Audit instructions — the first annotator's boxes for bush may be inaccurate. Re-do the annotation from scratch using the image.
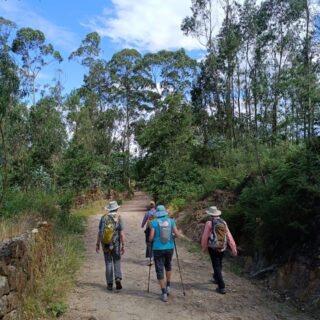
[235,142,320,259]
[168,198,187,213]
[0,189,58,218]
[55,213,86,235]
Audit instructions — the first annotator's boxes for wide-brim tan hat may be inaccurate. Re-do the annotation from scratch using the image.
[206,206,222,217]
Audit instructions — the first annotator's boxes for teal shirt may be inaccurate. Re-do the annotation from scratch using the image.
[150,217,176,250]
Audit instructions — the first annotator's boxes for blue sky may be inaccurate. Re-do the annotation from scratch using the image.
[0,0,209,95]
[3,0,318,98]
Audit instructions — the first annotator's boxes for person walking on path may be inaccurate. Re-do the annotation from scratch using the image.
[149,205,180,302]
[201,206,237,294]
[141,200,157,264]
[96,200,125,291]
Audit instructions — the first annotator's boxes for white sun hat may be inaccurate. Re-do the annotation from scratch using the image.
[104,201,120,214]
[206,206,222,217]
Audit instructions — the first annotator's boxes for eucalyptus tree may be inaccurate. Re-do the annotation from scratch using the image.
[5,103,30,191]
[108,49,153,187]
[136,94,196,202]
[182,1,243,141]
[69,32,101,124]
[28,96,67,172]
[69,32,106,113]
[181,0,218,53]
[142,49,197,103]
[299,0,320,140]
[0,17,19,203]
[69,32,118,164]
[238,0,258,134]
[69,32,101,68]
[12,27,62,106]
[216,1,242,141]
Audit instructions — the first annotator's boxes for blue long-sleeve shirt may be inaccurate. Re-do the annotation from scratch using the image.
[141,208,156,228]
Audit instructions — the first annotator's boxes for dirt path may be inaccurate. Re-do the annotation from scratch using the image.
[62,192,310,320]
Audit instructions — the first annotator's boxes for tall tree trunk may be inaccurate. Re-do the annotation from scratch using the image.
[32,76,36,106]
[245,43,251,134]
[237,63,241,139]
[0,118,7,205]
[305,0,312,141]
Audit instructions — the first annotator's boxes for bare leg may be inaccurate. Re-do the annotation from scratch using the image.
[159,279,165,289]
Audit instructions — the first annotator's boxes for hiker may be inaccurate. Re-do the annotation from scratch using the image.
[96,200,125,291]
[201,206,237,294]
[141,200,157,263]
[149,205,180,302]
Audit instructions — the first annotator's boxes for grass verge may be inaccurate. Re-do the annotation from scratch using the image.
[22,219,85,319]
[22,200,104,319]
[0,214,38,241]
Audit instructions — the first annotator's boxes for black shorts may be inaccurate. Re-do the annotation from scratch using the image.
[144,227,151,242]
[153,249,174,280]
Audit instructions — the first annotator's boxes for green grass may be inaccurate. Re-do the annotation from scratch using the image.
[22,226,85,319]
[22,199,109,319]
[71,199,106,217]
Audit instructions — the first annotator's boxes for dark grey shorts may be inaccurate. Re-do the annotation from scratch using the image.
[153,249,174,280]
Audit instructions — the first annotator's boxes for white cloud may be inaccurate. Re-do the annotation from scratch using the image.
[84,0,204,52]
[0,0,77,52]
[85,0,265,52]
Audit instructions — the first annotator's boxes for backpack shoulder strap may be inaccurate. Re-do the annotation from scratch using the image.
[105,214,116,224]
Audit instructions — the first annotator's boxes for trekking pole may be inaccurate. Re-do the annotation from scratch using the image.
[173,237,186,296]
[147,242,153,293]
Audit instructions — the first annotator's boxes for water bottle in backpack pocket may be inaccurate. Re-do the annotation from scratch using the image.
[158,219,172,244]
[208,218,227,249]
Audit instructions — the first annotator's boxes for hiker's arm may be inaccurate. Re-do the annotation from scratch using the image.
[141,212,148,228]
[96,219,102,253]
[149,227,155,242]
[120,230,125,254]
[226,224,237,256]
[96,232,101,253]
[201,221,211,254]
[172,225,180,237]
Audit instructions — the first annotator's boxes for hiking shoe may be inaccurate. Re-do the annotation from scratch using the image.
[166,286,171,296]
[107,283,113,291]
[161,293,168,302]
[216,287,226,294]
[115,279,122,290]
[210,279,218,284]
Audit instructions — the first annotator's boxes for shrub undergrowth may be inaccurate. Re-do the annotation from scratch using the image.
[145,139,320,263]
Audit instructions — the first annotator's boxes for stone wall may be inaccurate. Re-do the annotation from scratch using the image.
[0,222,53,320]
